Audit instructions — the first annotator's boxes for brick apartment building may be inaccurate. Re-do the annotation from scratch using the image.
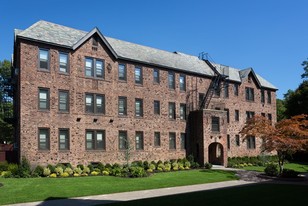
[12,21,277,167]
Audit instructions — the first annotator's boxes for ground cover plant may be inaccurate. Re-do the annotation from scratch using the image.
[0,169,237,205]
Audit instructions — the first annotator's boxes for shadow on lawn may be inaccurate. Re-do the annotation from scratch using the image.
[37,197,121,206]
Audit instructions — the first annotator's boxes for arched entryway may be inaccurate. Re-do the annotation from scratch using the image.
[208,142,224,165]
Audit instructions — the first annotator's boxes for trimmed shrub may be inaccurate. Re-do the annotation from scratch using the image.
[102,170,110,176]
[47,164,56,173]
[157,163,165,171]
[0,161,8,172]
[184,161,191,168]
[204,162,212,169]
[43,167,51,177]
[281,169,299,178]
[1,171,12,178]
[264,164,278,176]
[83,166,90,174]
[8,164,19,176]
[129,166,147,178]
[91,171,100,176]
[60,172,69,177]
[76,164,84,170]
[55,163,66,170]
[164,163,171,171]
[55,166,64,176]
[172,162,179,171]
[143,161,150,170]
[64,167,73,175]
[32,165,44,177]
[149,163,156,170]
[87,164,94,172]
[147,168,153,173]
[97,163,105,171]
[73,167,83,175]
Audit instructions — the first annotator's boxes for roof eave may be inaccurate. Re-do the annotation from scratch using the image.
[16,35,73,49]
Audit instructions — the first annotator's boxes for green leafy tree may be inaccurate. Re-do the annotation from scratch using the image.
[276,99,286,121]
[284,81,308,117]
[0,59,13,143]
[301,58,308,79]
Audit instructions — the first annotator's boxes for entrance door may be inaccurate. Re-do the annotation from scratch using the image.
[208,143,224,165]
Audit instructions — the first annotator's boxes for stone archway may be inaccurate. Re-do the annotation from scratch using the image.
[208,142,224,165]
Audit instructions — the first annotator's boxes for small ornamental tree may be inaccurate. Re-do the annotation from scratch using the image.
[240,114,308,175]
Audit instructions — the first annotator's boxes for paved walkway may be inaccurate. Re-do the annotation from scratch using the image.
[5,167,308,206]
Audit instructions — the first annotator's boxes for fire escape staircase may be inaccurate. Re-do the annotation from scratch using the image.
[199,55,228,110]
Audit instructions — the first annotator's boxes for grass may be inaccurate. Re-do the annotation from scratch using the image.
[0,169,237,205]
[104,183,308,206]
[242,162,308,173]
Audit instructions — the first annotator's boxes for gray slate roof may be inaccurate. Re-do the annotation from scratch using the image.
[16,20,277,90]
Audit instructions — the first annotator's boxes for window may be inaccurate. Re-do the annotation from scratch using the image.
[261,113,266,117]
[119,131,128,150]
[179,74,186,91]
[227,135,230,149]
[211,116,220,132]
[169,132,176,149]
[153,69,160,83]
[118,64,126,81]
[224,82,229,98]
[247,136,256,149]
[180,104,186,120]
[85,58,104,78]
[38,128,50,150]
[168,72,175,89]
[224,108,230,123]
[135,98,143,117]
[135,131,144,150]
[236,135,240,146]
[135,66,142,84]
[59,129,69,150]
[39,49,49,70]
[154,100,160,115]
[168,102,176,119]
[85,94,105,114]
[59,90,69,112]
[154,132,160,147]
[246,111,255,120]
[235,110,239,121]
[267,91,271,104]
[86,130,106,150]
[234,84,239,96]
[245,87,254,101]
[199,93,205,109]
[261,90,265,103]
[268,113,272,121]
[118,96,127,115]
[180,133,186,150]
[59,52,69,73]
[39,88,49,110]
[92,36,98,47]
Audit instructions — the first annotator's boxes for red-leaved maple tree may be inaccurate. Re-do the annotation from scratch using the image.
[240,114,308,174]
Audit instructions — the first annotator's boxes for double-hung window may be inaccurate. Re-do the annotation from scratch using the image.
[153,69,160,83]
[86,130,106,150]
[135,98,143,117]
[168,102,176,119]
[179,74,186,91]
[59,52,69,73]
[211,116,220,132]
[245,87,254,101]
[135,131,144,150]
[169,132,176,149]
[119,131,128,150]
[59,129,69,150]
[180,104,186,120]
[85,93,105,114]
[85,58,104,78]
[118,64,126,81]
[168,72,175,89]
[39,88,49,110]
[154,100,160,115]
[154,132,161,147]
[38,128,50,150]
[39,49,49,70]
[118,96,127,115]
[247,136,256,149]
[135,66,142,84]
[59,90,69,112]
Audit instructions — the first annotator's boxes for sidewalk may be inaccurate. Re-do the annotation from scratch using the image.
[5,180,254,206]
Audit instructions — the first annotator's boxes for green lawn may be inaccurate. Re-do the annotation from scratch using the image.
[243,162,308,173]
[104,183,308,206]
[0,170,237,205]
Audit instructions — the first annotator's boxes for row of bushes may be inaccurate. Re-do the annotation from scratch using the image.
[0,157,213,178]
[227,155,280,168]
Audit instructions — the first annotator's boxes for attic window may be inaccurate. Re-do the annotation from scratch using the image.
[92,36,98,51]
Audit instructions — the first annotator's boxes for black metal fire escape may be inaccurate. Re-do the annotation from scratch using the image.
[198,52,228,110]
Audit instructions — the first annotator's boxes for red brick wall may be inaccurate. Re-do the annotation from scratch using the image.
[16,36,276,167]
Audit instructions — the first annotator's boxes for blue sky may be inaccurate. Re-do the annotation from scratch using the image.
[1,0,307,99]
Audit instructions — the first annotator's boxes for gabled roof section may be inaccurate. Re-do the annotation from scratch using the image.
[240,68,277,90]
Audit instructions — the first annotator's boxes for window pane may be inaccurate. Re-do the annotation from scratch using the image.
[96,95,104,114]
[168,72,175,89]
[39,89,49,110]
[59,53,68,73]
[135,132,143,150]
[135,99,143,117]
[118,97,126,115]
[59,129,69,150]
[86,94,94,113]
[154,132,160,147]
[135,67,142,84]
[180,104,186,120]
[169,133,176,149]
[96,131,105,149]
[212,117,220,132]
[59,91,68,111]
[86,131,94,149]
[39,49,49,70]
[154,100,160,115]
[181,133,186,149]
[119,131,127,150]
[85,58,93,77]
[153,69,159,83]
[169,103,175,119]
[180,75,186,91]
[96,60,104,78]
[118,64,126,80]
[39,129,49,150]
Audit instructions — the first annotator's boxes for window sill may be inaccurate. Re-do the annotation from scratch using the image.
[118,79,127,83]
[84,76,105,80]
[38,109,50,112]
[37,69,50,73]
[38,150,50,152]
[58,111,70,114]
[135,83,143,86]
[59,150,70,152]
[58,72,70,76]
[153,82,160,85]
[118,115,128,118]
[85,150,106,152]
